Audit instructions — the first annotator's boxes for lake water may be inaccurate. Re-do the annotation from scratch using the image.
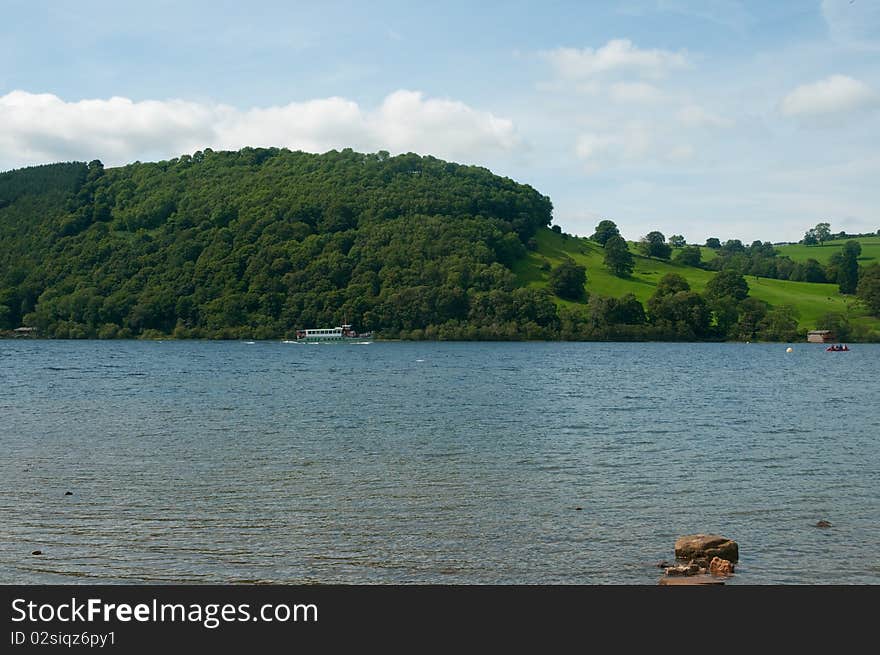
[1,340,878,584]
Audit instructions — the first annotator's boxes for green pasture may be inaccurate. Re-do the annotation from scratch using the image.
[775,236,880,265]
[513,228,880,333]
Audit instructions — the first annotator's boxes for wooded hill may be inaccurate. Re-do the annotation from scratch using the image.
[0,149,555,339]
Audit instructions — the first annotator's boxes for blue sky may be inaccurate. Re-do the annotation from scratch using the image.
[2,0,878,242]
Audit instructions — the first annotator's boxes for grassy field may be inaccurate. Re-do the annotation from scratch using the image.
[513,228,880,334]
[775,236,880,265]
[670,236,880,266]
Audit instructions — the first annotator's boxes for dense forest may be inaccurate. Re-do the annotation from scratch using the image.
[1,148,877,341]
[0,149,557,339]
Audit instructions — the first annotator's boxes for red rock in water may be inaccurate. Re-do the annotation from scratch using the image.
[709,557,735,576]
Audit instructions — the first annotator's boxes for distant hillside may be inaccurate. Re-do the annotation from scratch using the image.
[513,228,880,338]
[776,237,880,266]
[688,236,880,267]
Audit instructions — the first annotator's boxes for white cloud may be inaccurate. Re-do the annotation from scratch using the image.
[780,75,879,117]
[609,82,664,104]
[574,121,697,173]
[543,39,689,80]
[677,104,733,128]
[369,90,519,156]
[213,97,367,154]
[0,91,217,166]
[0,90,519,170]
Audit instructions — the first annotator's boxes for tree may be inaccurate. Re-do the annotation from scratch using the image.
[647,289,710,338]
[845,240,862,258]
[711,298,740,338]
[838,240,861,294]
[639,231,672,259]
[646,274,710,337]
[588,293,646,327]
[702,270,747,338]
[720,239,745,255]
[548,259,587,300]
[856,264,880,316]
[705,270,749,302]
[734,298,768,341]
[802,229,818,246]
[757,305,800,341]
[705,237,721,249]
[674,246,702,267]
[654,273,690,297]
[825,251,842,283]
[591,219,620,246]
[816,312,851,342]
[814,222,831,244]
[668,234,686,248]
[603,235,634,277]
[798,258,827,283]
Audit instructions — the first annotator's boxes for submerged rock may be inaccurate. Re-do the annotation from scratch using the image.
[815,520,832,528]
[65,491,73,496]
[31,550,42,555]
[709,557,735,576]
[674,534,739,563]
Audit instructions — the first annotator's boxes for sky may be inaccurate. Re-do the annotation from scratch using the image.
[1,0,878,243]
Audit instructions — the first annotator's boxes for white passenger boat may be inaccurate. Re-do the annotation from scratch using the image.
[294,324,372,343]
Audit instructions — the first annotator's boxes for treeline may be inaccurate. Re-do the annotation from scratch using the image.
[701,238,863,290]
[398,267,865,342]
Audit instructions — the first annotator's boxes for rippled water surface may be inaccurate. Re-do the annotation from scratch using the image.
[1,340,878,584]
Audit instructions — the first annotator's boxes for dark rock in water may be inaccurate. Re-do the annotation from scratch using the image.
[574,507,583,511]
[674,534,739,563]
[815,520,832,528]
[31,550,42,555]
[65,491,73,496]
[656,561,672,569]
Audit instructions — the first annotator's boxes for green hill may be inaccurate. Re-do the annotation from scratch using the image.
[0,149,557,340]
[513,227,880,336]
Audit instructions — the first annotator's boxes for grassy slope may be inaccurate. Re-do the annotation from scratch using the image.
[513,228,880,333]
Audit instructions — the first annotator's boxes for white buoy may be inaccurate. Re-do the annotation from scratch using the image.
[786,347,793,353]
